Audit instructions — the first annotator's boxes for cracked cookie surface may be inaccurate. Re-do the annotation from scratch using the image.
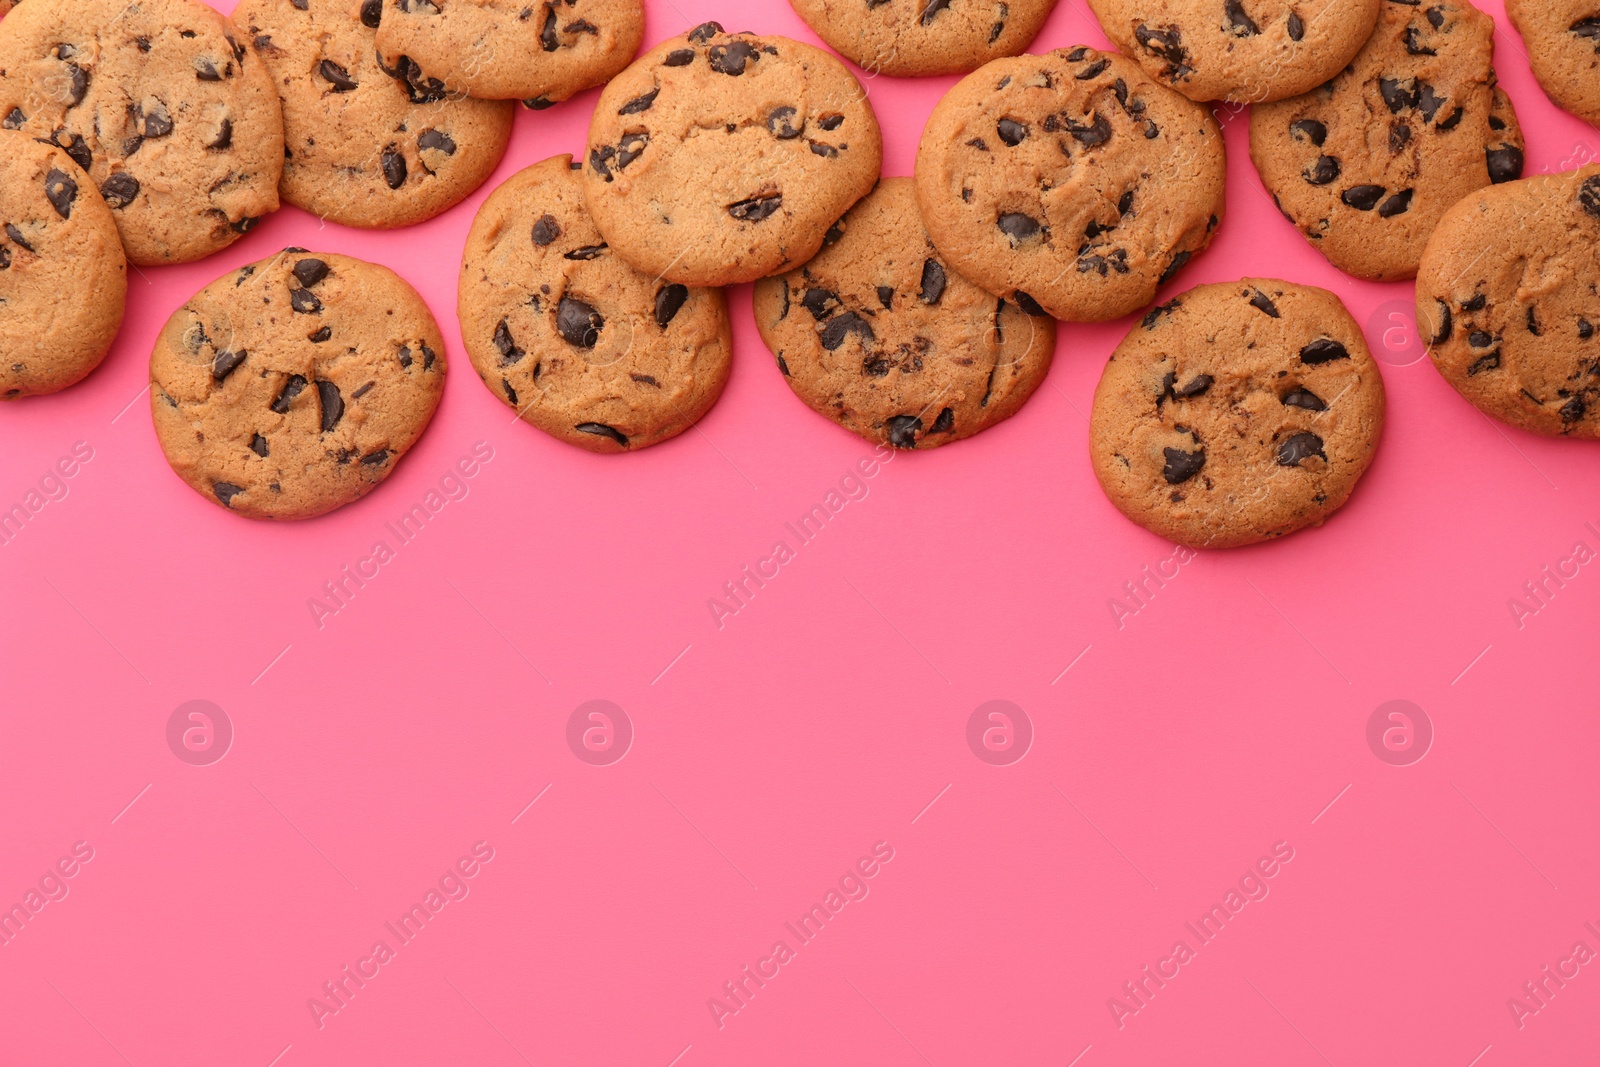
[374,0,641,105]
[581,22,882,287]
[460,155,732,453]
[787,0,1058,77]
[151,250,445,520]
[1250,0,1524,282]
[753,177,1054,449]
[0,131,126,398]
[1090,278,1385,548]
[1418,165,1600,440]
[914,47,1225,323]
[1087,0,1381,103]
[236,0,513,229]
[1506,0,1600,128]
[0,0,283,265]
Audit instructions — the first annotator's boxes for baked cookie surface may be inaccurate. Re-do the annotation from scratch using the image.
[753,177,1054,449]
[581,22,882,288]
[1086,0,1381,103]
[788,0,1058,77]
[914,47,1225,323]
[235,0,513,229]
[1417,166,1600,440]
[0,0,283,265]
[151,251,445,520]
[460,156,732,453]
[1506,0,1600,128]
[1250,0,1523,281]
[0,131,126,399]
[1090,279,1385,548]
[373,0,641,105]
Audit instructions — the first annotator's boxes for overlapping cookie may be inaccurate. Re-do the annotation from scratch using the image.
[1505,0,1600,129]
[788,0,1059,77]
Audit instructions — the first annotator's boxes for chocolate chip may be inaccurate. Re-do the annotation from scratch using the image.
[1134,24,1188,72]
[52,131,92,170]
[808,141,838,158]
[523,96,555,109]
[556,296,603,347]
[877,286,893,309]
[361,0,382,26]
[1468,330,1493,348]
[1225,0,1259,35]
[1581,318,1594,340]
[728,194,781,221]
[576,422,628,447]
[997,212,1042,243]
[688,21,723,42]
[967,137,989,151]
[381,145,406,188]
[4,224,32,253]
[1248,289,1280,317]
[1066,113,1112,145]
[64,64,88,106]
[309,326,331,343]
[1561,397,1588,422]
[1281,387,1325,410]
[1159,250,1191,286]
[1342,185,1386,211]
[564,244,607,260]
[1172,374,1212,399]
[1276,431,1324,466]
[1389,122,1410,153]
[802,289,838,319]
[777,355,790,375]
[1404,26,1437,55]
[212,349,248,381]
[820,312,874,350]
[290,289,322,314]
[1462,293,1487,312]
[250,434,269,457]
[2,108,23,130]
[1142,300,1180,328]
[654,284,687,327]
[818,113,844,131]
[989,8,1008,43]
[1287,10,1304,40]
[502,378,518,405]
[493,320,524,364]
[142,103,174,138]
[270,374,307,413]
[1380,78,1418,113]
[232,216,260,235]
[928,407,954,434]
[1486,145,1523,185]
[531,214,561,246]
[540,6,560,50]
[664,48,695,66]
[997,118,1027,145]
[316,380,344,432]
[1304,155,1340,185]
[1468,351,1501,375]
[361,449,390,465]
[919,259,946,304]
[1290,118,1326,146]
[1076,58,1110,79]
[619,87,659,114]
[708,41,759,75]
[398,345,412,368]
[420,344,437,370]
[1300,338,1348,364]
[195,58,223,81]
[214,482,245,506]
[1378,189,1414,217]
[207,118,233,150]
[43,168,76,218]
[1163,447,1205,484]
[1430,301,1452,344]
[1013,290,1048,317]
[765,106,804,139]
[886,415,921,449]
[293,259,329,287]
[418,129,456,155]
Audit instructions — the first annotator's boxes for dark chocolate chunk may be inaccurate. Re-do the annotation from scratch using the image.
[997,118,1028,145]
[417,129,456,155]
[319,59,357,91]
[214,482,245,506]
[1012,290,1047,317]
[43,168,76,218]
[532,214,560,245]
[293,259,329,287]
[619,87,659,114]
[820,311,874,350]
[381,145,406,188]
[728,194,782,221]
[920,0,951,24]
[919,259,946,304]
[556,296,603,347]
[502,378,518,405]
[1378,189,1414,217]
[493,321,524,364]
[818,113,845,131]
[316,380,344,432]
[688,21,723,42]
[361,0,383,27]
[1276,431,1324,466]
[1248,289,1281,317]
[1290,118,1326,146]
[1468,351,1501,375]
[1066,113,1112,146]
[195,58,223,81]
[1486,145,1523,185]
[1299,338,1348,364]
[361,449,390,465]
[250,434,269,457]
[997,211,1042,243]
[802,289,839,319]
[886,415,922,449]
[663,48,696,66]
[212,349,248,382]
[290,288,323,314]
[1287,10,1304,40]
[766,106,803,139]
[564,244,607,260]
[1342,185,1386,211]
[930,407,955,434]
[1468,330,1493,348]
[1429,301,1452,344]
[1171,373,1212,399]
[1380,77,1418,113]
[1304,155,1341,185]
[1225,0,1260,35]
[1159,250,1191,286]
[1162,447,1205,484]
[1281,387,1326,410]
[708,41,759,75]
[270,374,307,413]
[309,326,331,343]
[877,286,893,309]
[1561,397,1587,422]
[576,422,629,446]
[654,284,688,327]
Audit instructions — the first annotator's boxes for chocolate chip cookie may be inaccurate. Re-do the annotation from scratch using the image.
[753,178,1054,449]
[1506,1,1600,128]
[581,22,882,288]
[1250,0,1524,282]
[0,0,284,265]
[1086,0,1382,103]
[460,156,732,453]
[914,47,1225,323]
[373,0,641,106]
[235,0,513,229]
[0,131,126,398]
[151,251,446,520]
[1090,279,1385,548]
[787,0,1058,77]
[1417,166,1600,439]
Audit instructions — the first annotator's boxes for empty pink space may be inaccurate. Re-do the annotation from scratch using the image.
[1,0,1597,1064]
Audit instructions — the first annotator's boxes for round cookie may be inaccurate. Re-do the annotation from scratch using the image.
[1417,166,1600,440]
[787,0,1058,77]
[460,156,732,453]
[0,0,284,265]
[151,251,445,520]
[373,0,641,106]
[1249,0,1524,282]
[1090,279,1385,548]
[752,178,1055,449]
[234,0,513,229]
[914,47,1226,323]
[581,22,882,288]
[0,131,126,399]
[1086,0,1382,104]
[1506,1,1600,128]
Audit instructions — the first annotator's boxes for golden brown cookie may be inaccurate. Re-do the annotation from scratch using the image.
[1505,1,1600,128]
[0,131,126,399]
[787,0,1059,77]
[0,0,284,265]
[914,47,1225,323]
[235,0,513,229]
[581,22,882,287]
[753,177,1054,449]
[460,156,732,453]
[1417,165,1600,439]
[151,251,445,520]
[1090,279,1385,548]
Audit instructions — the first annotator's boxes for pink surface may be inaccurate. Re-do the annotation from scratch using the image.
[3,1,1599,1063]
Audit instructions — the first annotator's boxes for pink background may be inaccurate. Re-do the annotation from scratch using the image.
[3,0,1598,1063]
